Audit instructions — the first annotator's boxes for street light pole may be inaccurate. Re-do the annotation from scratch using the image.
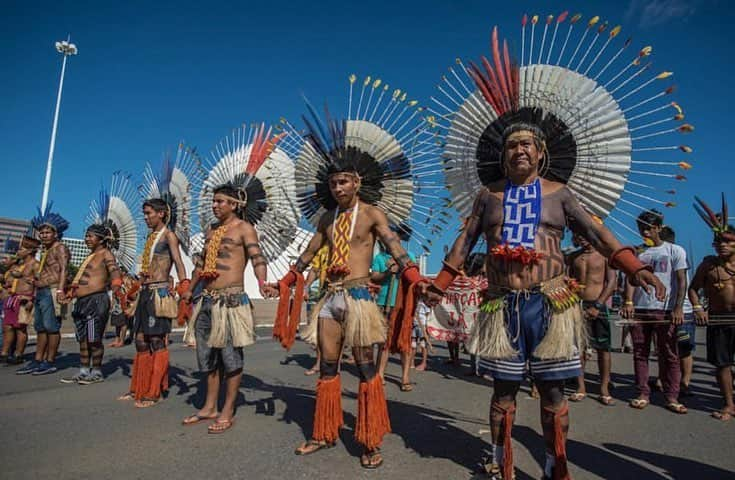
[40,37,78,213]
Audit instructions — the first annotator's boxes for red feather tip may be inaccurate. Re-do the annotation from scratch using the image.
[557,11,569,23]
[522,14,528,26]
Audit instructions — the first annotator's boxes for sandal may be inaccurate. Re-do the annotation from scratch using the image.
[304,368,319,376]
[117,392,135,401]
[629,398,649,410]
[400,383,414,392]
[294,439,336,455]
[360,449,383,469]
[135,398,161,408]
[711,410,734,421]
[182,413,218,426]
[665,402,688,414]
[598,395,616,406]
[208,418,235,434]
[569,392,586,402]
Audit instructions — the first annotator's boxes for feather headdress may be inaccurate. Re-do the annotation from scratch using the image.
[86,172,140,272]
[31,201,69,239]
[694,194,735,242]
[198,122,299,264]
[434,12,694,241]
[277,75,449,254]
[141,143,203,255]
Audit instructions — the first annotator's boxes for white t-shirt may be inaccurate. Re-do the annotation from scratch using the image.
[633,241,692,312]
[415,301,431,327]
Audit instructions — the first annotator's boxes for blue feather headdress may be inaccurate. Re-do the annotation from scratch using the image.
[31,201,69,239]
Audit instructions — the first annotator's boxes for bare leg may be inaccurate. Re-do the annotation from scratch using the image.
[715,366,735,416]
[377,343,390,379]
[196,369,221,417]
[218,368,243,422]
[571,355,587,400]
[416,346,427,370]
[34,332,48,362]
[400,351,412,387]
[680,355,693,391]
[46,332,61,362]
[598,350,612,399]
[15,327,28,358]
[2,326,15,356]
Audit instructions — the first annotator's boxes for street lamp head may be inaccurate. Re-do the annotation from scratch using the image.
[55,40,78,56]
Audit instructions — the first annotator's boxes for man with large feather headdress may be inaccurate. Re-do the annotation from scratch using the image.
[119,149,191,408]
[16,202,70,377]
[688,194,735,422]
[422,14,688,479]
[270,78,444,468]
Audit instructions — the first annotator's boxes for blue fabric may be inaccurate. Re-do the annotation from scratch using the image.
[501,179,541,249]
[34,287,61,333]
[371,251,417,307]
[484,291,582,381]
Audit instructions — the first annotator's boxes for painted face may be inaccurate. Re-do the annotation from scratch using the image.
[143,205,166,229]
[328,173,360,205]
[503,131,543,177]
[212,193,236,221]
[38,226,57,246]
[84,231,102,250]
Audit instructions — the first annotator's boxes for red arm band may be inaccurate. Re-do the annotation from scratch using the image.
[400,263,422,284]
[432,261,461,292]
[609,247,652,283]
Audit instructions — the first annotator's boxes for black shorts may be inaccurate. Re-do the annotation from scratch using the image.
[195,296,244,374]
[134,287,172,337]
[707,325,735,367]
[583,301,612,352]
[72,291,110,343]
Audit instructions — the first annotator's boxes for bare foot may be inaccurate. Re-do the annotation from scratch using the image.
[415,363,427,371]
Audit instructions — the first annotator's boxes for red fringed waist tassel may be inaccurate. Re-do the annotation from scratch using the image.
[273,270,304,350]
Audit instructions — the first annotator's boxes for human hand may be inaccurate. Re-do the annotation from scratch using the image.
[620,303,635,319]
[584,305,600,319]
[671,306,684,326]
[261,284,279,298]
[180,290,193,304]
[694,309,708,326]
[632,271,666,301]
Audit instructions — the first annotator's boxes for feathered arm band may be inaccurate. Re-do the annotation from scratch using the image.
[609,247,652,286]
[176,279,191,327]
[388,262,426,354]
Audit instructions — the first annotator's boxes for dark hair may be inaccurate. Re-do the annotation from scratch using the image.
[636,209,664,229]
[143,198,170,226]
[213,184,246,219]
[500,122,548,173]
[659,225,676,243]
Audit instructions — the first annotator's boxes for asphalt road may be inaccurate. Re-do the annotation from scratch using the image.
[1,328,733,480]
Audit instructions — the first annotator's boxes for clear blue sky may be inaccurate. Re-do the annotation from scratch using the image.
[1,0,731,271]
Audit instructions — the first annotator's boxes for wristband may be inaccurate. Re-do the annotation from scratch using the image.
[609,247,651,278]
[432,261,462,292]
[624,301,634,306]
[400,263,422,284]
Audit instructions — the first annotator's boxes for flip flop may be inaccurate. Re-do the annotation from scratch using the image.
[665,402,688,414]
[360,449,383,469]
[569,392,586,402]
[182,413,218,426]
[304,368,318,376]
[135,398,161,408]
[208,418,235,434]
[117,392,135,401]
[629,398,649,409]
[711,410,734,421]
[599,395,616,406]
[294,439,336,455]
[400,383,414,392]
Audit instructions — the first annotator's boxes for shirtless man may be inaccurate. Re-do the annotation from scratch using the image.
[18,210,70,376]
[1,236,39,364]
[689,195,735,421]
[118,198,188,407]
[566,233,617,405]
[424,123,664,480]
[181,185,268,434]
[273,167,419,469]
[61,224,122,384]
